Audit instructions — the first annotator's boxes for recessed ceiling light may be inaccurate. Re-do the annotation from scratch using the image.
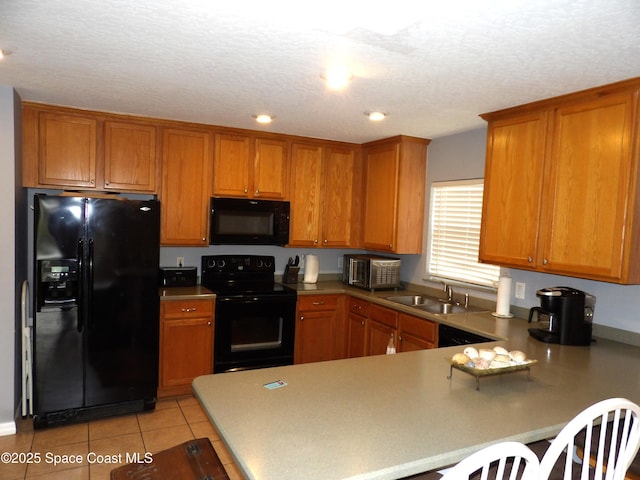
[366,111,387,121]
[255,114,273,124]
[321,67,353,90]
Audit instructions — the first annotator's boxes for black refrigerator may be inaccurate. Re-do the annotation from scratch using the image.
[33,194,160,428]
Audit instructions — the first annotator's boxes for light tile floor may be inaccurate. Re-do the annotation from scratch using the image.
[0,396,245,480]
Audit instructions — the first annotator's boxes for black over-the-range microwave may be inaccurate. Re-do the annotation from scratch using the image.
[209,197,290,246]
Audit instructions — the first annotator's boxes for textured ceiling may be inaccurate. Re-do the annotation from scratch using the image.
[1,0,639,143]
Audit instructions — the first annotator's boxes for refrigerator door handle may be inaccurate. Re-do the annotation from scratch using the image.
[88,238,94,329]
[78,239,84,333]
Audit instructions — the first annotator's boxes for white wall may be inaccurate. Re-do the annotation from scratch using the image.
[402,126,640,340]
[0,85,24,435]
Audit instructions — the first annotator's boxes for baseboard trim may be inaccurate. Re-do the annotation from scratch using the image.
[0,420,17,436]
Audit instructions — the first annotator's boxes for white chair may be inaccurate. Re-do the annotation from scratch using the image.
[539,398,640,480]
[439,441,540,480]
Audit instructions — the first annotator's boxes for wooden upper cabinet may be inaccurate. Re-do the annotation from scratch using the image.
[22,103,160,193]
[160,127,212,246]
[212,134,289,199]
[289,143,324,247]
[323,146,359,248]
[212,133,251,197]
[480,78,640,283]
[362,136,429,254]
[479,111,548,268]
[254,138,289,199]
[37,111,98,188]
[540,93,635,280]
[288,142,360,248]
[103,121,158,192]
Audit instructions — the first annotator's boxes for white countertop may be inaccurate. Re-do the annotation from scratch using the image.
[193,308,640,480]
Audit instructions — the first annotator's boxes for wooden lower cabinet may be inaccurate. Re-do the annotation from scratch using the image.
[367,304,398,356]
[295,295,345,364]
[346,298,437,358]
[398,313,437,352]
[159,299,215,397]
[347,297,369,358]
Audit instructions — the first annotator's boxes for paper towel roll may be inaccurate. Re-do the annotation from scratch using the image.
[495,275,512,317]
[303,255,319,284]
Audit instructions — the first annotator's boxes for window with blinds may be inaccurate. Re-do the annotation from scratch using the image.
[427,179,500,288]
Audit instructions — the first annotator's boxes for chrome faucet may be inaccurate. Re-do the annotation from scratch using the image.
[443,283,454,303]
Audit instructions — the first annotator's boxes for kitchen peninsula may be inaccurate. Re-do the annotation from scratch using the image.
[193,299,640,480]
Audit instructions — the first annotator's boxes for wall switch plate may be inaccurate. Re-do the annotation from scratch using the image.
[515,282,526,299]
[177,257,184,267]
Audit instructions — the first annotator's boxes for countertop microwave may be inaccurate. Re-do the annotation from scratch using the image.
[209,197,290,246]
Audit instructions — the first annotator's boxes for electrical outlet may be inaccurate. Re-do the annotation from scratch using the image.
[515,282,526,299]
[177,257,184,268]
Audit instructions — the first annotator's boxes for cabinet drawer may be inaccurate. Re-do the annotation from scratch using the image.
[399,313,436,342]
[348,297,369,317]
[298,295,338,311]
[162,299,214,318]
[369,304,398,329]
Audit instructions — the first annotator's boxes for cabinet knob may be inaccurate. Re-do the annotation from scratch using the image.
[543,258,548,265]
[361,320,365,326]
[244,188,248,193]
[90,179,95,184]
[207,321,211,326]
[527,256,533,263]
[181,307,197,312]
[314,239,318,244]
[300,316,304,321]
[312,301,325,306]
[202,237,206,242]
[255,190,260,195]
[323,239,328,244]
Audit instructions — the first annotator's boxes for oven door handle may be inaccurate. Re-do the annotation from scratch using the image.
[217,296,261,304]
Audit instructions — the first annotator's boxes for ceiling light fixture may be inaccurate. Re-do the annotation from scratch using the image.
[255,114,273,124]
[321,67,353,90]
[366,111,387,121]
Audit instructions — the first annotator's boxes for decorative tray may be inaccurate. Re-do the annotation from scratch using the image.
[446,359,538,390]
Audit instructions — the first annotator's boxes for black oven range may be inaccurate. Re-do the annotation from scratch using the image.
[201,255,297,373]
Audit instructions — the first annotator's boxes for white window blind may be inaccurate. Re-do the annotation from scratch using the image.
[428,179,500,288]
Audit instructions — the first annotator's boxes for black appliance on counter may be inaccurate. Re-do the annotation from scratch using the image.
[438,324,493,348]
[201,255,297,372]
[528,287,595,346]
[33,194,160,428]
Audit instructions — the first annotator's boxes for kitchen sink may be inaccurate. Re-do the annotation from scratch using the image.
[384,294,438,307]
[415,303,472,315]
[385,294,484,315]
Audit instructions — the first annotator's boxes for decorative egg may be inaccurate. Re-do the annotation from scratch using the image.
[493,346,509,356]
[463,347,479,359]
[473,358,490,369]
[479,349,496,361]
[509,350,527,363]
[452,353,471,365]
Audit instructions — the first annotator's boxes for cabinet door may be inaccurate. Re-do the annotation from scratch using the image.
[254,138,289,199]
[160,317,213,389]
[367,320,396,356]
[362,142,399,252]
[160,128,212,245]
[104,121,158,192]
[289,143,323,247]
[295,309,337,364]
[213,133,251,197]
[323,147,357,247]
[540,93,635,281]
[347,313,367,358]
[479,112,548,268]
[398,313,436,352]
[38,112,97,188]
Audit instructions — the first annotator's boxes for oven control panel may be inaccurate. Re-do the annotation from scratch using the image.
[202,255,275,274]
